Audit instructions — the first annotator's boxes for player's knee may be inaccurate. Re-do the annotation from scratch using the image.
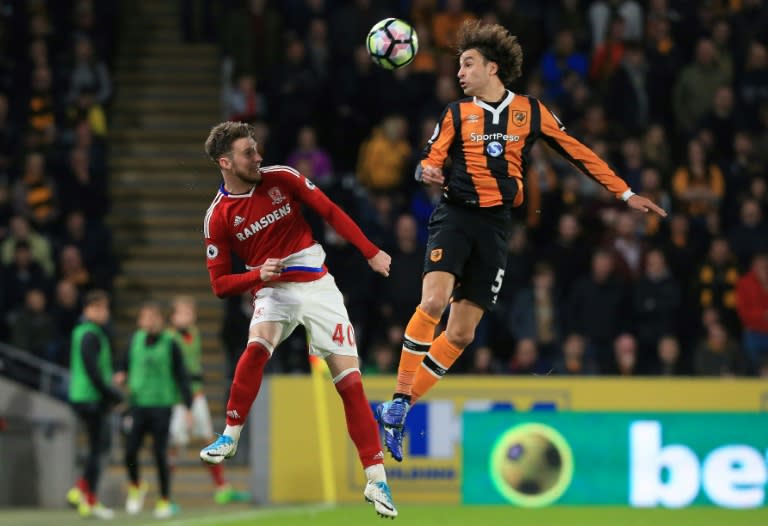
[445,326,475,350]
[419,294,449,319]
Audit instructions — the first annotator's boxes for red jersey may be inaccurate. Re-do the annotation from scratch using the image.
[203,165,379,298]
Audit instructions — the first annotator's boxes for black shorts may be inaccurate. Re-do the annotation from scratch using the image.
[424,202,512,311]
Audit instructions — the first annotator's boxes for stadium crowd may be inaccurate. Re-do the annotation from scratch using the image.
[0,0,119,373]
[212,0,768,378]
[2,0,768,385]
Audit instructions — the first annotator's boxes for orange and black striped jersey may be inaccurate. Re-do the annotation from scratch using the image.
[419,90,630,208]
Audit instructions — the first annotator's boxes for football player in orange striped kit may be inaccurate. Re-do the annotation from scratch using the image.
[377,20,667,462]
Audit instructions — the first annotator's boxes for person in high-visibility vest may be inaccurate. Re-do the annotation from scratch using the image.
[66,289,123,520]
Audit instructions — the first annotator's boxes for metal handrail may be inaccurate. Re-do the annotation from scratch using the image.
[0,341,69,397]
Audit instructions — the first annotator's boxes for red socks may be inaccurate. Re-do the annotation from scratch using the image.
[334,370,384,468]
[226,341,270,426]
[208,464,226,487]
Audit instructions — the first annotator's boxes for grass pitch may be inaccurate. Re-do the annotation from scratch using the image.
[3,504,767,526]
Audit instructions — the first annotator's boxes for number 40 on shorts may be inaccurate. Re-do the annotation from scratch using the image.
[332,323,356,346]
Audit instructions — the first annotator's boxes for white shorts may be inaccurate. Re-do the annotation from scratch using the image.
[169,394,214,447]
[250,273,358,358]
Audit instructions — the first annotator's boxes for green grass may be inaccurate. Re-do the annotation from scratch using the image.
[3,504,768,526]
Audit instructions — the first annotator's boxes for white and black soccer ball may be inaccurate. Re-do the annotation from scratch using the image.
[366,18,419,70]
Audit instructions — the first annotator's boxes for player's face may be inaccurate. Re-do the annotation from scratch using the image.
[458,49,494,96]
[171,303,196,328]
[228,137,263,184]
[138,307,164,334]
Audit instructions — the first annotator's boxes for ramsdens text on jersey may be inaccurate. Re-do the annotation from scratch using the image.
[235,204,292,241]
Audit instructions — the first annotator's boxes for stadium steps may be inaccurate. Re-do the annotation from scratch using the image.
[104,0,241,507]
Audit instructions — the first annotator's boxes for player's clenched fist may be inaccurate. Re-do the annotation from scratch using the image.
[368,250,391,277]
[260,258,285,281]
[421,165,445,186]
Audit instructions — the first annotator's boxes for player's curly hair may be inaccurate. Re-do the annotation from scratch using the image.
[204,121,258,162]
[456,20,523,87]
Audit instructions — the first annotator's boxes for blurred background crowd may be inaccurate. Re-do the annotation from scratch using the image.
[0,0,119,373]
[1,0,768,386]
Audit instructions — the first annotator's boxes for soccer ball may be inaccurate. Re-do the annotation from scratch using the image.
[366,18,419,70]
[499,431,563,495]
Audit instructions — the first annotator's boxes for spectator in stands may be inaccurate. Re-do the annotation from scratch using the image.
[728,198,768,271]
[638,166,670,237]
[588,1,643,47]
[13,152,59,232]
[611,333,640,376]
[0,92,17,175]
[552,333,597,375]
[735,251,768,369]
[286,126,333,187]
[1,240,49,314]
[672,138,725,224]
[61,148,109,219]
[653,335,685,376]
[431,0,474,51]
[693,237,741,336]
[509,262,562,360]
[225,74,266,123]
[539,29,588,101]
[467,345,503,375]
[694,321,746,376]
[659,213,702,306]
[568,249,629,371]
[508,338,548,375]
[10,288,55,361]
[673,38,731,135]
[65,87,107,138]
[58,210,116,289]
[632,248,681,368]
[356,115,411,193]
[0,180,12,238]
[67,35,111,105]
[604,211,645,280]
[641,123,671,174]
[57,244,93,293]
[0,215,54,276]
[377,213,424,331]
[25,66,56,151]
[699,85,738,163]
[50,279,81,365]
[542,213,591,300]
[589,15,626,89]
[363,340,398,375]
[735,40,768,130]
[723,132,762,227]
[605,40,649,135]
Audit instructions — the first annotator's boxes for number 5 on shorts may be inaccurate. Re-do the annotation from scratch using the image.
[491,268,505,294]
[332,323,356,346]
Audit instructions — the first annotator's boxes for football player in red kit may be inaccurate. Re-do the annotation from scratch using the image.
[199,122,397,518]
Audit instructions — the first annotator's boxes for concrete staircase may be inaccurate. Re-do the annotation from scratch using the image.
[102,0,251,507]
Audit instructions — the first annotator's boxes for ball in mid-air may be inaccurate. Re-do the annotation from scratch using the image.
[366,18,419,70]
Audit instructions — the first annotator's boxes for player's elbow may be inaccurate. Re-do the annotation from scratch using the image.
[210,279,229,299]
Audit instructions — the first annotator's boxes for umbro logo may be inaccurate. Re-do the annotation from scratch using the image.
[466,114,480,122]
[233,216,245,227]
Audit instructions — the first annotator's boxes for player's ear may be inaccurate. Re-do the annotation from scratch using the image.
[487,60,498,76]
[217,156,231,170]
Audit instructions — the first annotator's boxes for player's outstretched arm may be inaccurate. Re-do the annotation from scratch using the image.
[626,194,668,217]
[368,250,391,277]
